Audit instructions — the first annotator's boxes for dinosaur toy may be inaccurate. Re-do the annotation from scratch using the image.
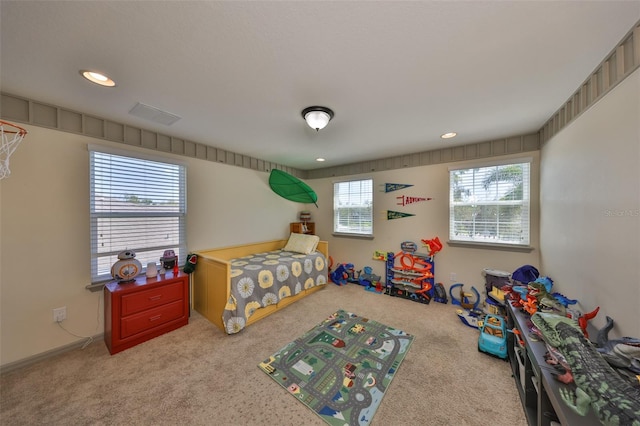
[528,280,552,302]
[330,263,352,286]
[522,294,538,316]
[531,312,640,426]
[544,343,574,384]
[596,316,640,374]
[551,292,578,308]
[577,307,600,339]
[538,296,566,315]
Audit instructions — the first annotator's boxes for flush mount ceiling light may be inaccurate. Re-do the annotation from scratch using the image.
[441,132,457,139]
[302,106,334,131]
[79,70,116,87]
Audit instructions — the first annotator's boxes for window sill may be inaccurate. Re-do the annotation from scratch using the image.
[332,232,374,240]
[85,281,109,292]
[447,240,534,253]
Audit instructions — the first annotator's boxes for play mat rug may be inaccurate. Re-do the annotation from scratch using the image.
[258,309,414,426]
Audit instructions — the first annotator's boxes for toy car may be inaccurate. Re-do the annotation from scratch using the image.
[478,314,508,359]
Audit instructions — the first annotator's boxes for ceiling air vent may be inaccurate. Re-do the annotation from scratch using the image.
[129,102,181,126]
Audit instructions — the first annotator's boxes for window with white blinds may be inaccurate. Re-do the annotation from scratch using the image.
[333,178,373,236]
[450,160,530,246]
[90,148,186,282]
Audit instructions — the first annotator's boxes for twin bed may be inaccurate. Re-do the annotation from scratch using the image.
[193,234,329,334]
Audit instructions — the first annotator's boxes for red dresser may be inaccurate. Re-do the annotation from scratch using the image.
[104,272,189,355]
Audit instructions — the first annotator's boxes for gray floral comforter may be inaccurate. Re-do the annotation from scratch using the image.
[223,249,327,334]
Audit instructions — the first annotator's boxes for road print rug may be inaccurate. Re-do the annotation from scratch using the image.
[258,309,414,425]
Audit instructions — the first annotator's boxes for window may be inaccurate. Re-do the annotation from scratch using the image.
[90,148,186,282]
[450,159,530,246]
[333,178,373,236]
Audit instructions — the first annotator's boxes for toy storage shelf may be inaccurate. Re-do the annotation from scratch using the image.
[385,252,433,304]
[506,302,600,426]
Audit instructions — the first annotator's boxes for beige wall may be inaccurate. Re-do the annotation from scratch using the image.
[0,127,300,366]
[309,153,541,296]
[540,68,640,339]
[4,63,636,367]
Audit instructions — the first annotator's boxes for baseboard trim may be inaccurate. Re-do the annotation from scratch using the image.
[0,333,104,375]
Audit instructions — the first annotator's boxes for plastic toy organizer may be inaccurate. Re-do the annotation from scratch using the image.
[385,251,434,304]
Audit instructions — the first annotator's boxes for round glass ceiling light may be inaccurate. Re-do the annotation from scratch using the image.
[316,157,326,162]
[80,70,116,87]
[302,106,334,131]
[441,132,457,139]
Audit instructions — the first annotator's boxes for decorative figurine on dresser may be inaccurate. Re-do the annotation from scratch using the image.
[110,250,142,283]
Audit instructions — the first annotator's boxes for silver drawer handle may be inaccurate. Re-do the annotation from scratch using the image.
[149,315,162,322]
[149,295,162,301]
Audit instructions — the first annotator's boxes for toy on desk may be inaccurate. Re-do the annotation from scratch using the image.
[551,292,578,308]
[511,264,539,285]
[596,316,640,374]
[522,294,539,316]
[449,283,480,311]
[531,312,640,423]
[575,306,600,339]
[111,250,142,283]
[544,343,574,384]
[533,276,554,293]
[160,249,178,270]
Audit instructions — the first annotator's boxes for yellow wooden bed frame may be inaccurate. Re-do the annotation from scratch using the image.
[193,239,329,333]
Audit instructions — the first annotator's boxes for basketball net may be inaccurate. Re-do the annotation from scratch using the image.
[0,120,27,180]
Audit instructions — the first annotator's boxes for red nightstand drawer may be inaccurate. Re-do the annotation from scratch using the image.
[121,282,183,316]
[104,272,189,354]
[120,300,185,339]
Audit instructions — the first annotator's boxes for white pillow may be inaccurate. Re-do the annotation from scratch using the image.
[283,233,320,255]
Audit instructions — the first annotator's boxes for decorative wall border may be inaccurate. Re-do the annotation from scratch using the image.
[539,21,640,144]
[0,92,303,178]
[306,134,539,179]
[0,91,538,180]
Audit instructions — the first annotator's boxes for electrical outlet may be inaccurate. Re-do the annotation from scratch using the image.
[53,307,67,322]
[450,272,457,282]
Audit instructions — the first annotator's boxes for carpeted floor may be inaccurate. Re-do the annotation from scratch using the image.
[0,282,527,426]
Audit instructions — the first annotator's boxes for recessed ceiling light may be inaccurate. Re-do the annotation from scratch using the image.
[80,70,116,87]
[316,158,326,162]
[441,132,457,139]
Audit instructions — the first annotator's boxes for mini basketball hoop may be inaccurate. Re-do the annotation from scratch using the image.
[0,120,27,179]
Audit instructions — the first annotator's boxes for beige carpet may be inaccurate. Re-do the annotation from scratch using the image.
[0,283,526,426]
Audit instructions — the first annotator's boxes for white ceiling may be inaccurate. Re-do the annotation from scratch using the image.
[2,1,639,170]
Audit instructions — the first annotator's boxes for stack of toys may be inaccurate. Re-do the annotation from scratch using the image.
[332,237,448,304]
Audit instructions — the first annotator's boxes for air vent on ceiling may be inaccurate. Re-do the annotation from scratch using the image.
[129,102,181,126]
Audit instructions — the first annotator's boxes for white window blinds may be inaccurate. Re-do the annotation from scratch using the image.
[90,149,186,282]
[333,179,373,236]
[450,160,530,246]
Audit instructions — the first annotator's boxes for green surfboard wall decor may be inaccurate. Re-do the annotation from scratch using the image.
[269,169,318,207]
